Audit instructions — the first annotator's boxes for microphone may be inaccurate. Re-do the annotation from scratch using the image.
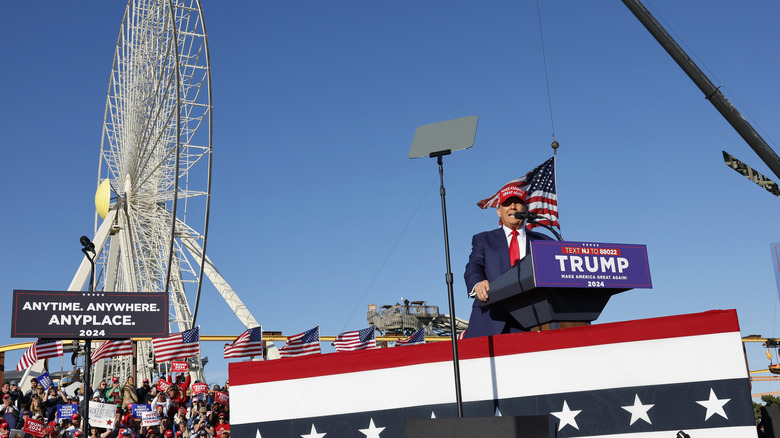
[513,211,540,221]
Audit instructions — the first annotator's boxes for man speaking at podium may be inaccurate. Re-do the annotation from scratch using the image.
[464,186,552,338]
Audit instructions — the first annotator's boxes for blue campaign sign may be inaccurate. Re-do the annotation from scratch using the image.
[57,404,78,421]
[37,372,53,391]
[132,404,152,418]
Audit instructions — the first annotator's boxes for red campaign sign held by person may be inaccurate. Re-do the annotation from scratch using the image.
[192,383,208,395]
[171,361,189,373]
[214,391,229,405]
[24,418,46,437]
[157,378,170,393]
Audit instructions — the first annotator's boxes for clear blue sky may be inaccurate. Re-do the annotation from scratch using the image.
[1,1,779,397]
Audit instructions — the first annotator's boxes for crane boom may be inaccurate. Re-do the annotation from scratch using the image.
[622,0,780,182]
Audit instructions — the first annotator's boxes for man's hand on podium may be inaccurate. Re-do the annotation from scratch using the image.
[474,280,490,302]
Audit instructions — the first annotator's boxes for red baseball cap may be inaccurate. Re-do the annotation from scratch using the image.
[497,186,526,205]
[165,430,174,437]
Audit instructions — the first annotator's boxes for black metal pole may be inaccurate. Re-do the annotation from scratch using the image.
[83,341,91,434]
[528,220,563,241]
[622,0,780,182]
[80,236,96,434]
[432,151,464,417]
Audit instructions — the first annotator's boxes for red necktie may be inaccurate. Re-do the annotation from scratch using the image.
[509,230,520,266]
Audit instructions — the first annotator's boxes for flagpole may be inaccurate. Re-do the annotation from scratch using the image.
[552,155,559,233]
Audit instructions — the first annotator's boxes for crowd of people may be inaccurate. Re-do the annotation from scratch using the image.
[0,375,230,438]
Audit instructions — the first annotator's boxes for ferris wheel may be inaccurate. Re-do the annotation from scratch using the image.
[67,0,258,382]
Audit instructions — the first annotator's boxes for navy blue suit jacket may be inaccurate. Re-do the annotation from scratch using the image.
[463,227,553,338]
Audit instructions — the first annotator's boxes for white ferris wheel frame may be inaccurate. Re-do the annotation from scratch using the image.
[64,0,258,383]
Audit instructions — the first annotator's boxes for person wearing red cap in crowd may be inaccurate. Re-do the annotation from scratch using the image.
[62,412,82,438]
[214,413,229,435]
[164,385,186,419]
[0,421,8,435]
[172,406,188,432]
[151,392,171,420]
[464,185,553,338]
[1,394,17,430]
[164,430,173,437]
[107,377,124,408]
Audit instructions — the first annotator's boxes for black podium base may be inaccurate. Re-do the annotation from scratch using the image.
[405,416,550,438]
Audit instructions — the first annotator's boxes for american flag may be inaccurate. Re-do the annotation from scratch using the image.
[16,339,63,371]
[279,326,320,358]
[334,327,378,352]
[224,327,264,359]
[477,156,559,231]
[153,327,200,363]
[91,340,133,362]
[395,328,426,346]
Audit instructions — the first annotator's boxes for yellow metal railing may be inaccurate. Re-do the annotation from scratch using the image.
[0,335,455,353]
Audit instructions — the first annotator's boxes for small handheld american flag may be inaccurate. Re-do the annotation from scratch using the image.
[334,327,378,352]
[224,327,264,359]
[395,328,426,346]
[279,326,321,357]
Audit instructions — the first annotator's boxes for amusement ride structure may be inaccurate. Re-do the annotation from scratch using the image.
[61,0,258,385]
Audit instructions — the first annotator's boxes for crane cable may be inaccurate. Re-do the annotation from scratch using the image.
[535,0,559,154]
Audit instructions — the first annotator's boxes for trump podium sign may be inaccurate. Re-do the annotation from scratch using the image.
[531,240,652,289]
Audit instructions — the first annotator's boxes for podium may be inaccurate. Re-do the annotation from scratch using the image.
[479,241,652,330]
